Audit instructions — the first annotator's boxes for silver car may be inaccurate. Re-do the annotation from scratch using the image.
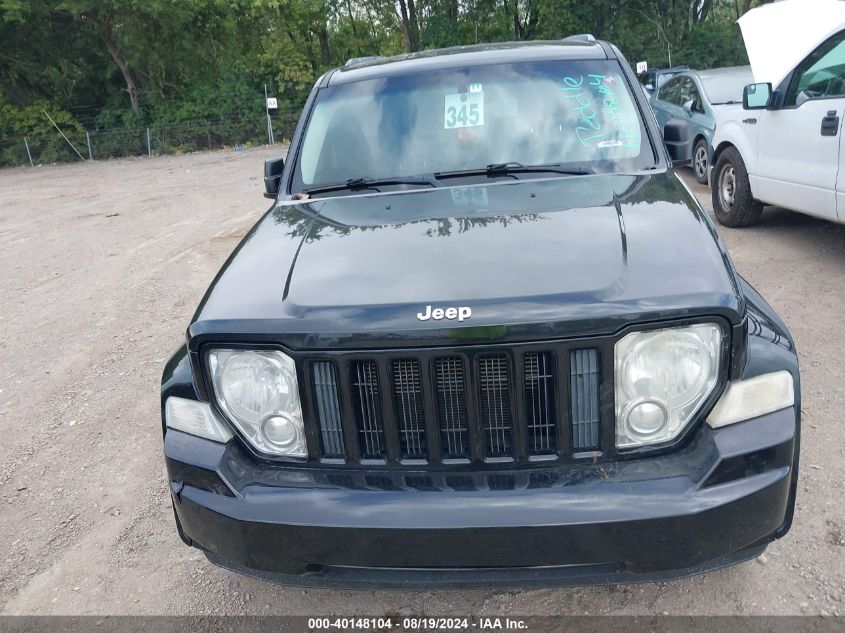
[650,66,753,183]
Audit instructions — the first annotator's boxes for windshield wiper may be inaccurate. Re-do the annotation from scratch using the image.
[434,162,592,179]
[301,175,439,196]
[299,164,589,196]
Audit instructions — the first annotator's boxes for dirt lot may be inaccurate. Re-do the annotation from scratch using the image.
[1,147,844,616]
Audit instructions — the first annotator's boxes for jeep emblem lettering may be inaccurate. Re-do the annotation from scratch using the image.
[417,305,471,322]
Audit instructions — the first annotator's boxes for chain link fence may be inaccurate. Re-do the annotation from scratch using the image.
[0,109,300,168]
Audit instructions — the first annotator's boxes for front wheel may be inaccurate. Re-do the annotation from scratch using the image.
[692,139,709,184]
[711,147,763,227]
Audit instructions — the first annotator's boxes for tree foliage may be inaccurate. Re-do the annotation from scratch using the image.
[0,0,770,157]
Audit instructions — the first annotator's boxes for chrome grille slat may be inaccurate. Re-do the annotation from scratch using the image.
[524,352,556,454]
[434,357,470,458]
[478,354,512,458]
[392,360,426,459]
[570,349,600,451]
[351,360,385,458]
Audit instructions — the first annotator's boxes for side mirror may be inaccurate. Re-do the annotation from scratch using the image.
[663,119,691,165]
[743,83,772,110]
[682,99,695,116]
[263,157,285,199]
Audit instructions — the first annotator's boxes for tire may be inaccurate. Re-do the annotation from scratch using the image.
[711,146,763,227]
[692,138,709,184]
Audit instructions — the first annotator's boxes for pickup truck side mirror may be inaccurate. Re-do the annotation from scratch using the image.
[743,83,772,110]
[263,157,285,199]
[663,119,691,165]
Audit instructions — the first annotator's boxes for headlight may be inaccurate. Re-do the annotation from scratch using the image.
[615,323,722,448]
[208,349,306,458]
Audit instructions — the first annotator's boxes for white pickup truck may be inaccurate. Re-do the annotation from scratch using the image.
[710,0,845,226]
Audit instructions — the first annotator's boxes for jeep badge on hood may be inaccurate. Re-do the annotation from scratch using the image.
[417,305,472,322]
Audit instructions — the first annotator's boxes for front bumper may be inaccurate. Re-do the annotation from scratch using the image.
[165,407,797,588]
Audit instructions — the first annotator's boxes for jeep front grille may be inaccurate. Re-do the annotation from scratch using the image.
[350,360,385,459]
[478,354,513,458]
[434,357,470,459]
[306,343,607,467]
[570,349,601,451]
[524,352,556,455]
[391,359,426,459]
[312,361,345,458]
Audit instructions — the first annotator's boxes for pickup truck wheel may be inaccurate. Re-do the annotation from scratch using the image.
[711,147,763,227]
[692,139,709,184]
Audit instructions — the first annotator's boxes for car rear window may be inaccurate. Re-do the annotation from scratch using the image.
[292,59,655,191]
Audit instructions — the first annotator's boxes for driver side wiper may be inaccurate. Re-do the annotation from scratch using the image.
[301,175,439,196]
[435,162,592,179]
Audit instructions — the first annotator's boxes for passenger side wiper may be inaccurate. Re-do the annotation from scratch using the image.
[435,162,592,179]
[301,175,439,196]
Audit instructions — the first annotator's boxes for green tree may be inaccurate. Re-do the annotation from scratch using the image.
[0,0,772,167]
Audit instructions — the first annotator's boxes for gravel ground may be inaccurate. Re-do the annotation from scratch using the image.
[1,148,843,616]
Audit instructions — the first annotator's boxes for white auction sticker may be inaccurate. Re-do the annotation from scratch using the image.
[444,91,484,129]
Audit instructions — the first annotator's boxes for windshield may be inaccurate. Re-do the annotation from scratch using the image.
[292,60,655,193]
[701,70,754,104]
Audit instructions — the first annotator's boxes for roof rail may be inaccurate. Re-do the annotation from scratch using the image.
[344,56,386,68]
[562,33,596,43]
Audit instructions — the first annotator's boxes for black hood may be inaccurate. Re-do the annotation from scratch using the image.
[189,171,743,350]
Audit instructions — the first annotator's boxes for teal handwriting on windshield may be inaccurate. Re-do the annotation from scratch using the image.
[561,74,638,149]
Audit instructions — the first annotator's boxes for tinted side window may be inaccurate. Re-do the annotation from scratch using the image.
[687,79,703,110]
[787,30,845,106]
[674,77,698,106]
[658,77,682,104]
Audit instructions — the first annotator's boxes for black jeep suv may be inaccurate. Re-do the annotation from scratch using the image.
[161,39,800,588]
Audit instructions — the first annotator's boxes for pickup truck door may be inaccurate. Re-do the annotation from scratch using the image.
[754,32,845,223]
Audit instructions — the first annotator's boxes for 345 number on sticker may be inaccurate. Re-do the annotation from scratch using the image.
[444,92,484,129]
